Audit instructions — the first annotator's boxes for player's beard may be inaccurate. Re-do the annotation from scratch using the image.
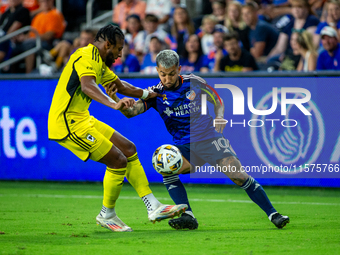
[105,52,114,67]
[164,79,178,90]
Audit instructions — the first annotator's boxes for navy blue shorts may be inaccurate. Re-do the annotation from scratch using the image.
[176,135,237,169]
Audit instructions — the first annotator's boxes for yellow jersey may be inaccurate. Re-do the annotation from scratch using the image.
[48,44,117,140]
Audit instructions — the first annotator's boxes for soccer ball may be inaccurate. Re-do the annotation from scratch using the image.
[152,144,183,175]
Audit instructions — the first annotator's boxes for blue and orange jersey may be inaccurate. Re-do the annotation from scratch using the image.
[142,74,221,145]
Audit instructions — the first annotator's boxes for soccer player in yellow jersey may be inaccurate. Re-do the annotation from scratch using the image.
[48,24,187,232]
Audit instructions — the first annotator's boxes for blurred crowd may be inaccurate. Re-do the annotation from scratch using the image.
[1,0,340,74]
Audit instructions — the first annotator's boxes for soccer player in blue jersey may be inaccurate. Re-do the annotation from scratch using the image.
[108,49,290,230]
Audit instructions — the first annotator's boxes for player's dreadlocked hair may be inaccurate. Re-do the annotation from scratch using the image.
[94,24,124,46]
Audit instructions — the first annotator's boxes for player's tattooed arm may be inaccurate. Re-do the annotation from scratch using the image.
[106,87,145,118]
[119,99,145,118]
[107,78,162,100]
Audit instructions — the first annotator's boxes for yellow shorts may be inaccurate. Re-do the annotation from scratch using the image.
[57,116,114,162]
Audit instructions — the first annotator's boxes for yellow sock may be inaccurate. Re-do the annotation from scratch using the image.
[103,167,126,208]
[49,48,58,57]
[125,153,152,198]
[55,56,63,69]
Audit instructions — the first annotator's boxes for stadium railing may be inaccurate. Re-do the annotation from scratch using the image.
[55,0,62,13]
[86,0,117,28]
[0,26,42,70]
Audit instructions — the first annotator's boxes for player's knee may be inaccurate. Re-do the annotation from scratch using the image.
[125,141,137,157]
[108,152,127,169]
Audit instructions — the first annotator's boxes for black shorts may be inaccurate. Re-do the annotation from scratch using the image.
[176,135,237,168]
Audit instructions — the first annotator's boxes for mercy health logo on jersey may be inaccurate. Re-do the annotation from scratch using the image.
[0,106,39,159]
[163,101,200,117]
[162,90,201,117]
[249,89,325,174]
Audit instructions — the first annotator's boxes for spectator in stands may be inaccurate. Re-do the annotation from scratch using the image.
[111,41,140,73]
[44,29,96,71]
[196,14,228,55]
[225,1,250,51]
[309,0,325,17]
[258,0,291,22]
[112,0,146,30]
[242,1,279,61]
[124,14,144,55]
[0,0,41,16]
[24,0,41,17]
[215,31,258,72]
[314,0,340,48]
[290,30,317,71]
[0,0,30,63]
[200,29,227,72]
[135,14,174,59]
[166,0,181,29]
[260,0,322,24]
[0,0,9,14]
[11,0,66,73]
[267,0,319,69]
[170,0,181,14]
[141,35,163,74]
[180,34,206,73]
[169,5,195,57]
[317,26,340,69]
[146,0,172,26]
[212,0,227,25]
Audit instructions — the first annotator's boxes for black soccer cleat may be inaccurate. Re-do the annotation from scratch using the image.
[271,212,290,229]
[168,213,198,230]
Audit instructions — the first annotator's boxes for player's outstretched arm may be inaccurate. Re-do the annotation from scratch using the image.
[108,78,162,100]
[105,83,145,118]
[81,76,135,110]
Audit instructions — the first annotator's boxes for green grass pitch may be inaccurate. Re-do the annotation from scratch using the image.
[0,181,339,255]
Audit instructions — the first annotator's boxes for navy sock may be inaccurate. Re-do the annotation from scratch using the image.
[163,175,192,212]
[241,177,277,217]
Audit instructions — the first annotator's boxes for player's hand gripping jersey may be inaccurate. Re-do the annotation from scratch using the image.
[142,74,221,145]
[48,44,117,140]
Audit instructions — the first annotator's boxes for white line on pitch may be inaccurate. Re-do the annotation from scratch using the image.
[0,193,339,206]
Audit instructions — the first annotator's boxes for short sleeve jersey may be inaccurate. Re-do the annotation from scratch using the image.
[249,20,279,56]
[48,44,118,140]
[282,15,319,39]
[141,74,221,145]
[180,55,206,73]
[316,44,340,70]
[219,48,258,71]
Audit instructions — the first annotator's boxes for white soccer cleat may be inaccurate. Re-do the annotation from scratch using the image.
[96,214,133,232]
[148,204,188,223]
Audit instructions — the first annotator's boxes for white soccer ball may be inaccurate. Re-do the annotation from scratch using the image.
[152,144,183,175]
